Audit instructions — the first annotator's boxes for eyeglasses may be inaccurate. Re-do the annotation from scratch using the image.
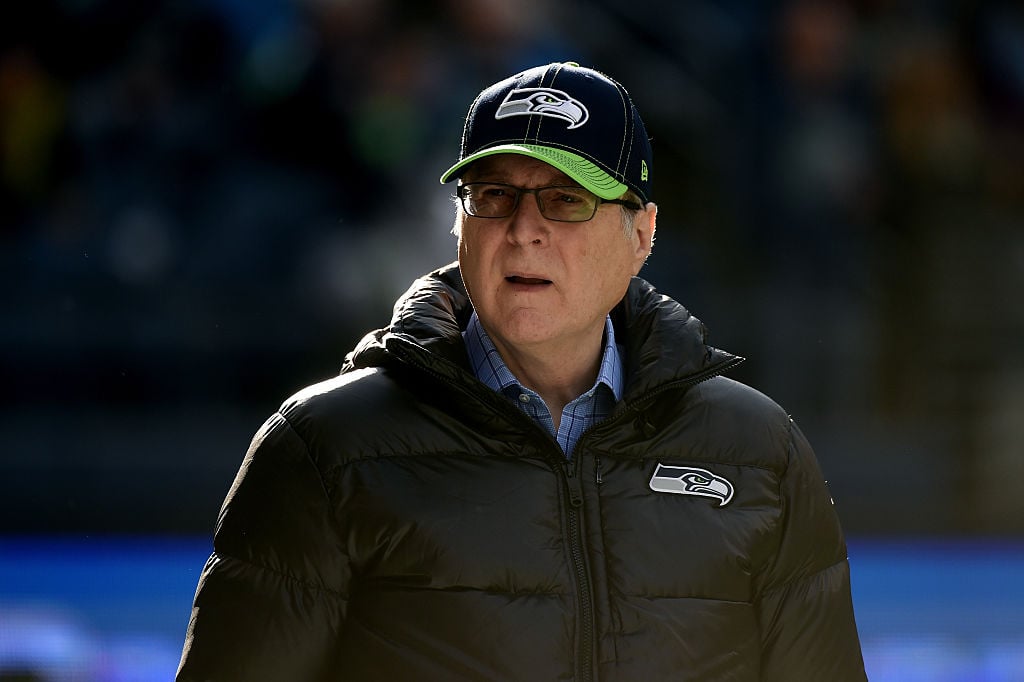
[456,182,641,223]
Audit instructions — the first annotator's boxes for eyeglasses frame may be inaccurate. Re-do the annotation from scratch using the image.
[456,182,642,223]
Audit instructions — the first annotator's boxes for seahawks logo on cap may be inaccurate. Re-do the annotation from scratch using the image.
[495,88,589,129]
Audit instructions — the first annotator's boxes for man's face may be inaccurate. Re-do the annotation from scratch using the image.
[456,154,655,358]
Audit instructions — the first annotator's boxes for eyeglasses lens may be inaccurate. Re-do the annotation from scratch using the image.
[461,184,598,222]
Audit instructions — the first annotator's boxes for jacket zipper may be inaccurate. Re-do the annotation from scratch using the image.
[564,455,595,682]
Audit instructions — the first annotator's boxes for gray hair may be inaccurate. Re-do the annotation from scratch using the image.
[618,190,644,236]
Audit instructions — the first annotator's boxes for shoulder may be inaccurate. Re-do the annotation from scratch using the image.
[271,366,478,465]
[282,368,397,418]
[692,376,790,426]
[272,366,423,456]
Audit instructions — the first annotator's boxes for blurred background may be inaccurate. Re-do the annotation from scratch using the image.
[2,0,1023,679]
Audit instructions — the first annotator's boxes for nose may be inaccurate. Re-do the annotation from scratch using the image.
[506,190,549,246]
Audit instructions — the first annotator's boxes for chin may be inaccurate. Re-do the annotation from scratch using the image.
[491,314,560,347]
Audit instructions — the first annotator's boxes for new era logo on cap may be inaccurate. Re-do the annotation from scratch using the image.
[440,62,653,203]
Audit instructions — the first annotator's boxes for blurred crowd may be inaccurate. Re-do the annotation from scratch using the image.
[2,0,1022,535]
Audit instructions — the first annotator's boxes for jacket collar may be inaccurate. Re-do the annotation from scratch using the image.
[343,262,743,401]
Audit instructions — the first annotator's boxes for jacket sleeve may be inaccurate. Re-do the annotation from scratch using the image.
[177,412,348,681]
[755,420,867,681]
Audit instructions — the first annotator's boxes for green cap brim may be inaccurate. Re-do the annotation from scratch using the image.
[439,144,628,201]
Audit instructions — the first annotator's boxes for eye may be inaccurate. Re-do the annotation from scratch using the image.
[475,184,514,198]
[549,187,588,204]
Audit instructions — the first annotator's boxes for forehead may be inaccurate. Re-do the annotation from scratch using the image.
[462,153,575,185]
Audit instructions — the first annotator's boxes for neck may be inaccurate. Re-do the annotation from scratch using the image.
[491,331,605,431]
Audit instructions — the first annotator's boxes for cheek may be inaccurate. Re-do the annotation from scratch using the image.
[575,241,634,303]
[458,222,495,258]
[458,240,479,294]
[458,229,499,304]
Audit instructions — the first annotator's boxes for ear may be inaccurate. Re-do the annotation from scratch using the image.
[632,202,657,274]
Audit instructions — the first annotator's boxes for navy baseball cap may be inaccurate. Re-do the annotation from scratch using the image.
[440,62,653,203]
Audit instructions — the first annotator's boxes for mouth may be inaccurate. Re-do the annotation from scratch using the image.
[505,275,552,286]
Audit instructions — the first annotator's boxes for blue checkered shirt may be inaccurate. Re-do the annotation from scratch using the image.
[462,311,624,457]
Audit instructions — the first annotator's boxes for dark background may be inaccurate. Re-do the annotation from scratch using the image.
[2,0,1023,539]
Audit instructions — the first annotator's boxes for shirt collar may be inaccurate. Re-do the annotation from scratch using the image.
[462,311,624,402]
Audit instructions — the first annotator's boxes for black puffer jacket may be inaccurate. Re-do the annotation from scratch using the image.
[177,263,866,681]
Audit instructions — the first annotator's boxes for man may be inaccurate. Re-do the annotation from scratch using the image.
[177,62,866,681]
